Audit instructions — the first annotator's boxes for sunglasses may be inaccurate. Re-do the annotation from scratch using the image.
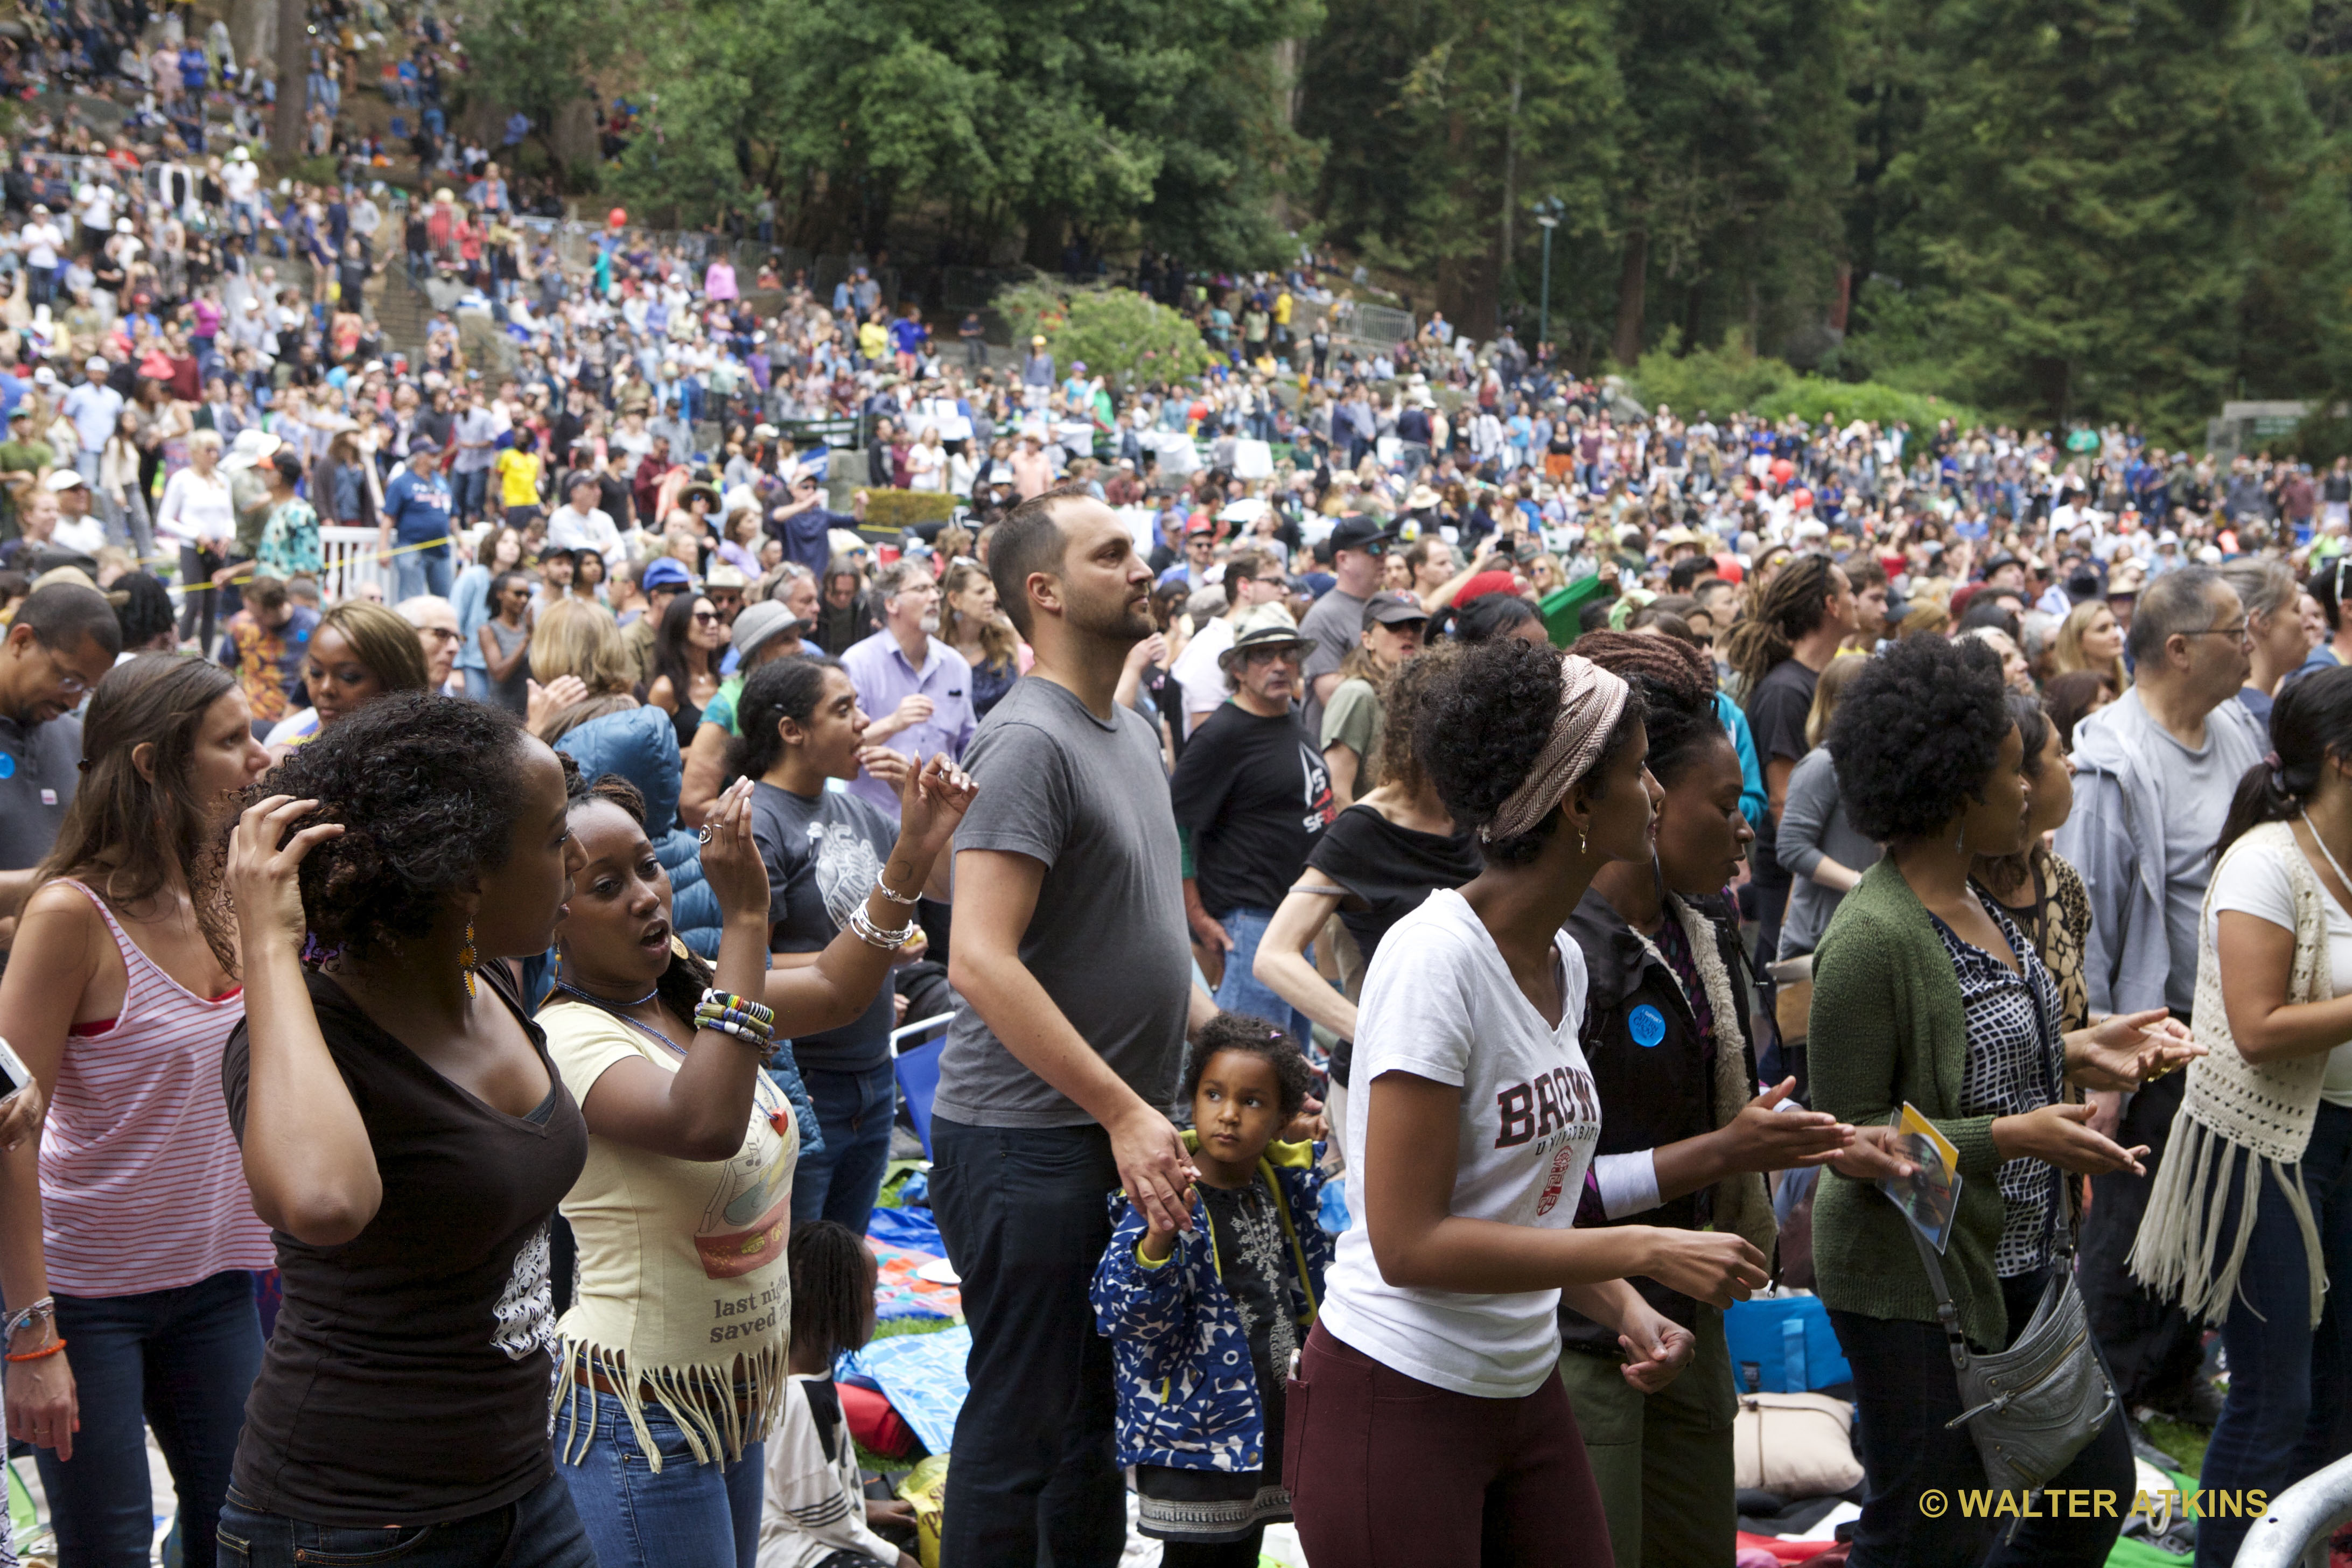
[690,610,720,625]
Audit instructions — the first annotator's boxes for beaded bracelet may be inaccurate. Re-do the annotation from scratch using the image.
[872,876,921,907]
[4,1336,65,1363]
[697,1016,772,1051]
[5,1297,54,1342]
[848,905,918,950]
[697,989,774,1030]
[693,1000,775,1035]
[694,1011,774,1047]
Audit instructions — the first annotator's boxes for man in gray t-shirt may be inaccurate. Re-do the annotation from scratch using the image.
[2055,564,2258,1423]
[930,488,1212,1566]
[933,675,1191,1123]
[0,583,121,920]
[1297,513,1395,737]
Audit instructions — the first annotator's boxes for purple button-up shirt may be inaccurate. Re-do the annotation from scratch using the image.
[839,628,978,820]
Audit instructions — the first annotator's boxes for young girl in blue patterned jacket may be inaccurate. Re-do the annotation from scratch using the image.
[1091,1014,1332,1567]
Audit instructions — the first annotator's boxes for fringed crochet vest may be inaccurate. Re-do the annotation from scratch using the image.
[2127,820,2332,1327]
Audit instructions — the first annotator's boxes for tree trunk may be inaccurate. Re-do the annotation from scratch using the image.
[228,0,273,79]
[272,0,306,160]
[1611,226,1648,367]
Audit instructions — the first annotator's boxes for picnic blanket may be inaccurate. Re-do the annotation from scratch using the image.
[873,1241,961,1321]
[842,1326,971,1457]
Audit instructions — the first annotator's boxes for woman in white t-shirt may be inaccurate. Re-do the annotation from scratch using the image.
[155,428,235,648]
[2134,664,2352,1567]
[1289,640,1768,1563]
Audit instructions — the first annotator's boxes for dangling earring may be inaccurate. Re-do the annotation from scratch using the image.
[460,921,478,997]
[1578,827,1589,856]
[1955,820,1967,857]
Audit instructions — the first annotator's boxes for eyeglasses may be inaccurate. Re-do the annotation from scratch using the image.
[2182,624,2250,642]
[1242,646,1302,666]
[38,641,92,698]
[420,626,463,643]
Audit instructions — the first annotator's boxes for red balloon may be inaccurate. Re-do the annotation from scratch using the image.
[1769,457,1796,486]
[607,207,628,229]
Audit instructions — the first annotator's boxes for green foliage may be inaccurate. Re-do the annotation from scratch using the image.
[598,0,1318,262]
[457,0,619,170]
[1623,331,1796,417]
[1753,377,1984,431]
[859,489,960,530]
[995,284,1215,387]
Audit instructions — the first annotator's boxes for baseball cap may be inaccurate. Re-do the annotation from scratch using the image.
[1185,516,1216,537]
[44,468,85,492]
[408,435,442,456]
[1328,514,1399,554]
[84,356,108,375]
[1361,592,1429,630]
[641,557,694,591]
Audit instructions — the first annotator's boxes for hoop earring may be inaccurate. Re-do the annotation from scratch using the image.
[460,921,478,997]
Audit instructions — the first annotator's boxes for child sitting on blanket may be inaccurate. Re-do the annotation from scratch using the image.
[1091,1013,1333,1568]
[758,1222,921,1568]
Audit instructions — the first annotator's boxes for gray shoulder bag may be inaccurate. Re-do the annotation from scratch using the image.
[1904,1172,2115,1497]
[1901,970,2116,1503]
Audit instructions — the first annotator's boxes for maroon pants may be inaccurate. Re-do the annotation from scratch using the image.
[1286,1322,1612,1567]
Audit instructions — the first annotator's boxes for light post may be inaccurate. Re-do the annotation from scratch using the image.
[1532,197,1564,355]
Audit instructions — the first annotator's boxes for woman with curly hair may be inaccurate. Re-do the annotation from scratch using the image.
[1287,638,1769,1562]
[1723,553,1859,971]
[214,692,597,1566]
[0,656,271,1568]
[540,751,970,1568]
[1808,635,2201,1568]
[1559,632,1908,1566]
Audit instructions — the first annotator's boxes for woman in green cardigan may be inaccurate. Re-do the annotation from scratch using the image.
[1809,635,2201,1568]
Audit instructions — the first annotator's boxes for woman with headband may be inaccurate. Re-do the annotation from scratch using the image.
[1287,639,1770,1562]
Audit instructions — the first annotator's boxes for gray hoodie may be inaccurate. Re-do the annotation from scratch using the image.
[2053,686,2264,1016]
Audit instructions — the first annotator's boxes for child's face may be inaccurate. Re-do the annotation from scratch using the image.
[1191,1049,1288,1170]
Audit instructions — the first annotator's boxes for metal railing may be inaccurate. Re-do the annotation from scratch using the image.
[2238,1452,2352,1568]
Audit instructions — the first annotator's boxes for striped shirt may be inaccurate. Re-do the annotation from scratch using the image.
[39,880,274,1297]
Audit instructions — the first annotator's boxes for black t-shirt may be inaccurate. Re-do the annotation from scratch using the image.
[222,961,587,1526]
[1305,802,1481,962]
[748,780,899,1073]
[1169,703,1335,918]
[1743,657,1819,884]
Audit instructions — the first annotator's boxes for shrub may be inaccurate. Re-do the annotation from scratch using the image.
[1753,376,1986,432]
[859,489,958,531]
[996,283,1215,388]
[1623,328,1797,417]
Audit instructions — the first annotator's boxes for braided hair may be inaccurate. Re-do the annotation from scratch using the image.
[788,1220,877,1362]
[1573,630,1726,787]
[1721,553,1842,701]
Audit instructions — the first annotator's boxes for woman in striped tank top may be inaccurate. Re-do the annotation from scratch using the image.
[0,654,276,1568]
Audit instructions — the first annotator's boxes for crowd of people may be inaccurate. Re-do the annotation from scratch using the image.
[4,4,2352,1568]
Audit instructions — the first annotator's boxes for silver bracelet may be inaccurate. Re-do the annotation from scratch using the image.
[872,875,921,908]
[847,904,919,950]
[6,1298,54,1340]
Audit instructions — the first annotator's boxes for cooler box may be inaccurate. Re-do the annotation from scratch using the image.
[1724,1294,1851,1393]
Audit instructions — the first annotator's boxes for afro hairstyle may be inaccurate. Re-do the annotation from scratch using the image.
[1826,635,2013,843]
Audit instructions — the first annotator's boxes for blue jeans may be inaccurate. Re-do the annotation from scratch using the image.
[394,546,454,601]
[556,1388,762,1568]
[34,1270,262,1568]
[929,1118,1126,1568]
[454,469,491,523]
[790,1061,896,1235]
[2196,1101,2352,1566]
[1213,906,1311,1042]
[1830,1269,2133,1568]
[219,1471,596,1568]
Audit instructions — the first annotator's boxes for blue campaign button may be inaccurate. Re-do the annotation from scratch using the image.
[1629,1004,1667,1048]
[0,752,13,779]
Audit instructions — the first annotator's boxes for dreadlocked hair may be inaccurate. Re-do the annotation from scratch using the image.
[788,1220,876,1363]
[558,755,720,1044]
[1573,629,1727,787]
[1721,552,1842,701]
